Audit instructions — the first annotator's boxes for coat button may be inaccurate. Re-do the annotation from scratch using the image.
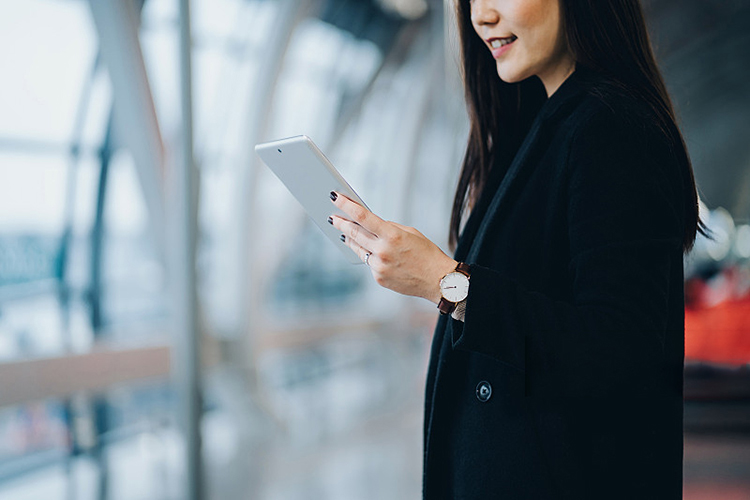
[476,381,492,402]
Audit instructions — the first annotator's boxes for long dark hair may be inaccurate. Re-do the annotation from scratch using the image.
[450,0,708,254]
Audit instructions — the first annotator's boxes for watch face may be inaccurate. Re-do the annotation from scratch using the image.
[440,272,470,302]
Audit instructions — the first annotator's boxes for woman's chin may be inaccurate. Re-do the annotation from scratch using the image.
[495,64,538,86]
[495,65,524,84]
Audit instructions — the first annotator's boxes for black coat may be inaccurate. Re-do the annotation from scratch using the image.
[423,66,685,499]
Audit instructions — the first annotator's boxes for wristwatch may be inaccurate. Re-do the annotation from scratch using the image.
[438,262,471,315]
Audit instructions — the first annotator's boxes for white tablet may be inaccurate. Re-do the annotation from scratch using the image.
[255,135,369,265]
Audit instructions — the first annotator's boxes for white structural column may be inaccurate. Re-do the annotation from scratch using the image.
[174,0,202,498]
[88,0,202,498]
[87,0,166,254]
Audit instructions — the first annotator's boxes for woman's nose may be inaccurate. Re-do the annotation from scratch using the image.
[471,0,500,26]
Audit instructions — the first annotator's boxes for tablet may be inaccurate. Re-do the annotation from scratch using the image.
[255,135,369,265]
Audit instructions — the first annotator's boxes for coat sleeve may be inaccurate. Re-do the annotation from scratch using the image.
[450,105,685,396]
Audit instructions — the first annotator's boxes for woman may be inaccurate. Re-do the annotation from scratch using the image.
[329,0,707,497]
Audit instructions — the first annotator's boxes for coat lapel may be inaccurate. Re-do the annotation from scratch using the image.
[464,110,552,263]
[453,153,506,262]
[459,70,591,264]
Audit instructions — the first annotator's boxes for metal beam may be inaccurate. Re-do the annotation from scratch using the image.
[327,22,421,152]
[173,0,202,498]
[91,116,114,332]
[0,137,99,156]
[86,0,166,255]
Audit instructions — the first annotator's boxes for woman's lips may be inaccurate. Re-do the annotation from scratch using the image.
[489,36,517,59]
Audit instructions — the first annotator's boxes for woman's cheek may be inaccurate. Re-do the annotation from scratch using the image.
[504,0,542,32]
[510,0,560,47]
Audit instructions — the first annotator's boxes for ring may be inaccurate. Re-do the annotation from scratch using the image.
[364,252,371,266]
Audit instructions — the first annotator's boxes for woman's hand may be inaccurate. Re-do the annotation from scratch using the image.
[329,191,458,305]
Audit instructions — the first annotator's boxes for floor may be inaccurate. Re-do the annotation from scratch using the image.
[0,327,748,499]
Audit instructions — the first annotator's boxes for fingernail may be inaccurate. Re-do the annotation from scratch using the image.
[340,234,345,242]
[330,191,338,201]
[327,216,333,225]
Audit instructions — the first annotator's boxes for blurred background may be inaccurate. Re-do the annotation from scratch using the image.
[0,0,748,499]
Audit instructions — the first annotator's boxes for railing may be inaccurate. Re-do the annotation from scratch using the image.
[0,344,170,408]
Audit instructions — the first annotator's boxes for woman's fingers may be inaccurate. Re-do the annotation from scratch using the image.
[330,192,388,237]
[340,231,376,267]
[328,190,456,300]
[330,215,379,250]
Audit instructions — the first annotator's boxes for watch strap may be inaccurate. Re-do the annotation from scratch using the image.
[455,262,471,277]
[438,262,471,315]
[438,297,457,315]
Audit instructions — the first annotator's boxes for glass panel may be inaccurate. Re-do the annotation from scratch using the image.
[0,0,96,144]
[0,153,68,235]
[99,151,168,337]
[0,384,175,499]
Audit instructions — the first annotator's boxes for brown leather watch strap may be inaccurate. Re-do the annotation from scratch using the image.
[455,262,471,277]
[437,262,471,315]
[438,297,456,315]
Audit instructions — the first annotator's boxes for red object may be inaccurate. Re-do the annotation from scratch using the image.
[685,295,750,366]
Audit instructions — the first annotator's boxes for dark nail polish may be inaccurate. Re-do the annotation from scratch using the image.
[327,216,333,225]
[340,234,345,242]
[330,191,338,201]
